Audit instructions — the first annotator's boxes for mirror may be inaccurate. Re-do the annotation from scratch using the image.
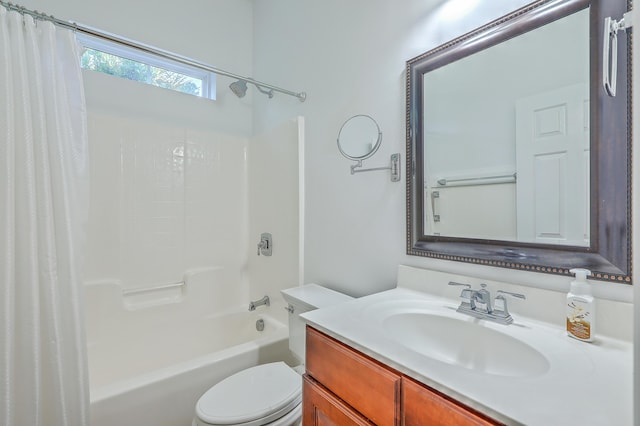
[338,115,402,182]
[406,0,631,283]
[424,9,589,246]
[337,115,382,160]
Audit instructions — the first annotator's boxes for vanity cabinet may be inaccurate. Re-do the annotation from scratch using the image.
[402,376,496,426]
[304,326,501,426]
[305,325,401,425]
[303,375,372,425]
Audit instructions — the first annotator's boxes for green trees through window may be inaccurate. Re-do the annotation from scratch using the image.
[80,48,204,97]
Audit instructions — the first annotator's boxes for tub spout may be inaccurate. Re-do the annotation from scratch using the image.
[249,295,270,311]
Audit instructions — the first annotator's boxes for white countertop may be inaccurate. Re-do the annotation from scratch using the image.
[301,287,633,426]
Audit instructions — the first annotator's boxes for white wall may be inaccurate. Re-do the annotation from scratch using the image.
[253,0,633,302]
[252,0,632,299]
[247,117,303,320]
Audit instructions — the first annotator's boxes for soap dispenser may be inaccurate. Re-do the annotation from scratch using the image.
[566,268,595,342]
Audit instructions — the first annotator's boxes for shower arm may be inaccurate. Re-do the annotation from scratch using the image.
[0,0,307,102]
[251,81,274,99]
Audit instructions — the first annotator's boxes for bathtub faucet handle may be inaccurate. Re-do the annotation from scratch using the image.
[257,233,272,256]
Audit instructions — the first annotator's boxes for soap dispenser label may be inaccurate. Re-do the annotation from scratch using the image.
[567,301,591,340]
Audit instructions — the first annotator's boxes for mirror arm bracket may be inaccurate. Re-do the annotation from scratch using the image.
[350,153,401,182]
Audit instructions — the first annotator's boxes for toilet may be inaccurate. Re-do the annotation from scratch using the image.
[193,284,353,426]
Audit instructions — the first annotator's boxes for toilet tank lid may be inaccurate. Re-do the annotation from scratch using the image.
[281,284,353,311]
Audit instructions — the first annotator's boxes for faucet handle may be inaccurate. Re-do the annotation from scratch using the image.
[448,281,471,292]
[257,233,272,256]
[448,282,473,308]
[494,290,526,320]
[496,290,526,300]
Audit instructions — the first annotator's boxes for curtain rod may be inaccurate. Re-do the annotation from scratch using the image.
[0,1,307,102]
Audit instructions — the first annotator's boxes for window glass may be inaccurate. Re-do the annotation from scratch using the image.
[77,35,215,100]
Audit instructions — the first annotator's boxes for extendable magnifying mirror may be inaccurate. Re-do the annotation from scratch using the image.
[337,115,400,182]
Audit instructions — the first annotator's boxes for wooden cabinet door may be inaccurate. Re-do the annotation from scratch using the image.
[303,375,373,426]
[402,377,501,426]
[306,327,401,426]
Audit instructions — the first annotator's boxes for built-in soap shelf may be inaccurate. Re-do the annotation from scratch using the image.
[122,281,186,310]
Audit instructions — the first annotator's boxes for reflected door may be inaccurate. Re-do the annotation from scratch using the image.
[515,84,590,246]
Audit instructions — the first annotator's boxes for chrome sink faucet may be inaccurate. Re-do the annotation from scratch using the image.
[448,282,525,325]
[471,284,492,313]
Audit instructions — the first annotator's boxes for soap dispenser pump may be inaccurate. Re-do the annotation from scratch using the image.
[566,268,595,342]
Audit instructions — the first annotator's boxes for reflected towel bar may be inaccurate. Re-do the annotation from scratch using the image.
[436,173,516,188]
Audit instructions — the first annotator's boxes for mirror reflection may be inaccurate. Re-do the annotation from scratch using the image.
[423,8,590,246]
[407,0,631,282]
[337,115,381,160]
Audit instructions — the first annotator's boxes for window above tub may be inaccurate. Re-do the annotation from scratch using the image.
[77,33,216,100]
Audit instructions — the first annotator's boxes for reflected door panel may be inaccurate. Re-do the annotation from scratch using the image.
[515,84,589,246]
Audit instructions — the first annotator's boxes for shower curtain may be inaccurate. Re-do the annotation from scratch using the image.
[0,6,90,426]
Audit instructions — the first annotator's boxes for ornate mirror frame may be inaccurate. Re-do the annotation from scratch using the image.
[406,0,632,283]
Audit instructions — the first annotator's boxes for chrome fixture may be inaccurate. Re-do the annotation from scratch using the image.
[254,83,274,99]
[257,232,272,256]
[436,172,516,188]
[351,153,401,182]
[430,191,440,223]
[336,115,401,182]
[229,79,275,99]
[494,290,526,321]
[448,281,526,325]
[229,80,248,98]
[249,295,270,311]
[603,11,633,97]
[255,318,265,331]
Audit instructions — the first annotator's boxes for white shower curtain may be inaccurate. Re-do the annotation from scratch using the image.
[0,6,90,426]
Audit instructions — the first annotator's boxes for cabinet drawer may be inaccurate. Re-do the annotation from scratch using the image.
[303,375,373,426]
[402,376,501,426]
[305,326,401,426]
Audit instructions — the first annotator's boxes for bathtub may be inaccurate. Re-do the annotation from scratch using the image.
[85,268,295,426]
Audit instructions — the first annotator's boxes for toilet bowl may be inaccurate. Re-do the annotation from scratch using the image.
[192,284,353,426]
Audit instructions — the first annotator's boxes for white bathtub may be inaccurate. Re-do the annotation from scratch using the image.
[85,269,294,426]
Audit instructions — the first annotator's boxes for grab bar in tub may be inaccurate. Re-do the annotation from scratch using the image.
[122,281,185,296]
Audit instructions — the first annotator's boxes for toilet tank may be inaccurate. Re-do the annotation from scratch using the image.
[280,284,353,362]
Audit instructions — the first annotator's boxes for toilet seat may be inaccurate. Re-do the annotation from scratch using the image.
[195,362,302,426]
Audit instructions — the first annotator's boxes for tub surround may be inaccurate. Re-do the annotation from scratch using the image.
[85,267,296,426]
[301,265,633,425]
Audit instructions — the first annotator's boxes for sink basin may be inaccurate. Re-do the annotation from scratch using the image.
[382,312,550,377]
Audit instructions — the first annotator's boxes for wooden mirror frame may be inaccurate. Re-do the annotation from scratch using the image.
[406,0,632,283]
